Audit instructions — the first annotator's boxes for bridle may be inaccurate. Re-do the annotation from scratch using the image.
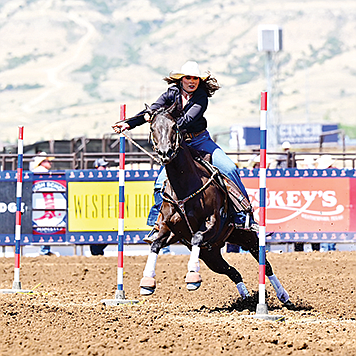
[149,111,183,165]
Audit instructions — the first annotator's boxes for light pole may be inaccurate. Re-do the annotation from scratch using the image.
[258,24,283,150]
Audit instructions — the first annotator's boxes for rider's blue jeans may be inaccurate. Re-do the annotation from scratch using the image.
[147,131,251,226]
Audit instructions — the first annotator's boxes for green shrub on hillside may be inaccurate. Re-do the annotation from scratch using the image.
[340,125,356,139]
[1,53,53,71]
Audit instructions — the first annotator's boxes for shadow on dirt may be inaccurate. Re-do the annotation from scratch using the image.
[193,291,313,313]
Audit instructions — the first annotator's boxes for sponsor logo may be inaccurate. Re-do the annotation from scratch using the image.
[32,180,66,234]
[0,202,26,214]
[243,177,349,232]
[248,188,344,224]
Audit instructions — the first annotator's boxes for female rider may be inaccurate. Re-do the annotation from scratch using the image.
[112,61,257,242]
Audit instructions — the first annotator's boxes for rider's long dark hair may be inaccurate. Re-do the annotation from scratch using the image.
[163,72,220,97]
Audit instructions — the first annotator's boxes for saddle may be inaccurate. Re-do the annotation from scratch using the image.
[188,146,253,215]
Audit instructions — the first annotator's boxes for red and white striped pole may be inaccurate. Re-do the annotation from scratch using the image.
[1,126,32,294]
[116,104,126,299]
[253,92,284,321]
[101,105,138,305]
[256,92,268,314]
[13,126,24,290]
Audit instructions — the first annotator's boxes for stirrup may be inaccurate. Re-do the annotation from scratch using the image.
[233,211,259,232]
[143,227,159,244]
[234,223,259,232]
[249,223,259,232]
[244,212,259,232]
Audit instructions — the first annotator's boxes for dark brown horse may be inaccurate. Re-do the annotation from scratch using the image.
[139,103,294,308]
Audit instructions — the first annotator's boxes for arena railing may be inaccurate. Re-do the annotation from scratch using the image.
[225,151,356,169]
[0,152,161,171]
[1,151,355,171]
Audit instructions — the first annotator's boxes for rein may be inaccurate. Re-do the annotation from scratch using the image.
[120,131,161,164]
[161,167,220,236]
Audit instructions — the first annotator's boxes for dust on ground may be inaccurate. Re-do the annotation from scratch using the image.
[1,250,355,355]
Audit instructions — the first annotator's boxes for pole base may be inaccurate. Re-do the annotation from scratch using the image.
[0,288,33,294]
[101,290,139,306]
[252,313,285,321]
[256,303,269,315]
[13,281,22,290]
[242,303,285,322]
[254,303,285,321]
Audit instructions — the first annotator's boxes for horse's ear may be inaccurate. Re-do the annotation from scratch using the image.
[145,103,154,115]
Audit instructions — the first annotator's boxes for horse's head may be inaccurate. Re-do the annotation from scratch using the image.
[146,101,182,165]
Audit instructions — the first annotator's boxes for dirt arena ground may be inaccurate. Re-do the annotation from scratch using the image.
[0,250,355,356]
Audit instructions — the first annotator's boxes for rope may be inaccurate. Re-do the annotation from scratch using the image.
[120,131,161,164]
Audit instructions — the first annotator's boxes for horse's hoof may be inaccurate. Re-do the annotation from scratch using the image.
[139,276,156,295]
[187,282,201,291]
[283,300,297,310]
[140,286,156,295]
[185,272,202,291]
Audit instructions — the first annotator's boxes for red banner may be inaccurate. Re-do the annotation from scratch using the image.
[243,177,352,233]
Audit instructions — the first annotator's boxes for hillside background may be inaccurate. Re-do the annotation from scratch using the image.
[1,0,356,149]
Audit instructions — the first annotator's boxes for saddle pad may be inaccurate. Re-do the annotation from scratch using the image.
[221,175,253,213]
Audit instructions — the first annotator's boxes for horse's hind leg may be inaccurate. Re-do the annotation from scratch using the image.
[236,230,291,305]
[199,247,250,299]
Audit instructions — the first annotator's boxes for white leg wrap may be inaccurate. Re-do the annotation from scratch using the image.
[236,282,250,299]
[268,274,289,303]
[143,252,158,278]
[187,245,200,272]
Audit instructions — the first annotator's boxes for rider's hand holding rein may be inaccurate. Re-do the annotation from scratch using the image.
[112,113,151,134]
[112,121,130,134]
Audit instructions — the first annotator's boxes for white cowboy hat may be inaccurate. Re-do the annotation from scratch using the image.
[281,141,291,150]
[33,152,55,168]
[169,61,208,80]
[315,155,336,169]
[300,156,316,169]
[93,158,109,168]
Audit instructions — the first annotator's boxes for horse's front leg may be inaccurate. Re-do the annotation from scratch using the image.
[185,215,219,291]
[140,227,171,296]
[185,231,203,291]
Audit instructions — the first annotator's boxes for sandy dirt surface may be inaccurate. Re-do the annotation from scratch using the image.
[0,250,355,355]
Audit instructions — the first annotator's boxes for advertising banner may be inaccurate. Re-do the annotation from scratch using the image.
[239,168,356,243]
[66,169,157,244]
[0,171,32,244]
[0,169,354,246]
[67,181,154,232]
[32,175,67,243]
[229,124,339,149]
